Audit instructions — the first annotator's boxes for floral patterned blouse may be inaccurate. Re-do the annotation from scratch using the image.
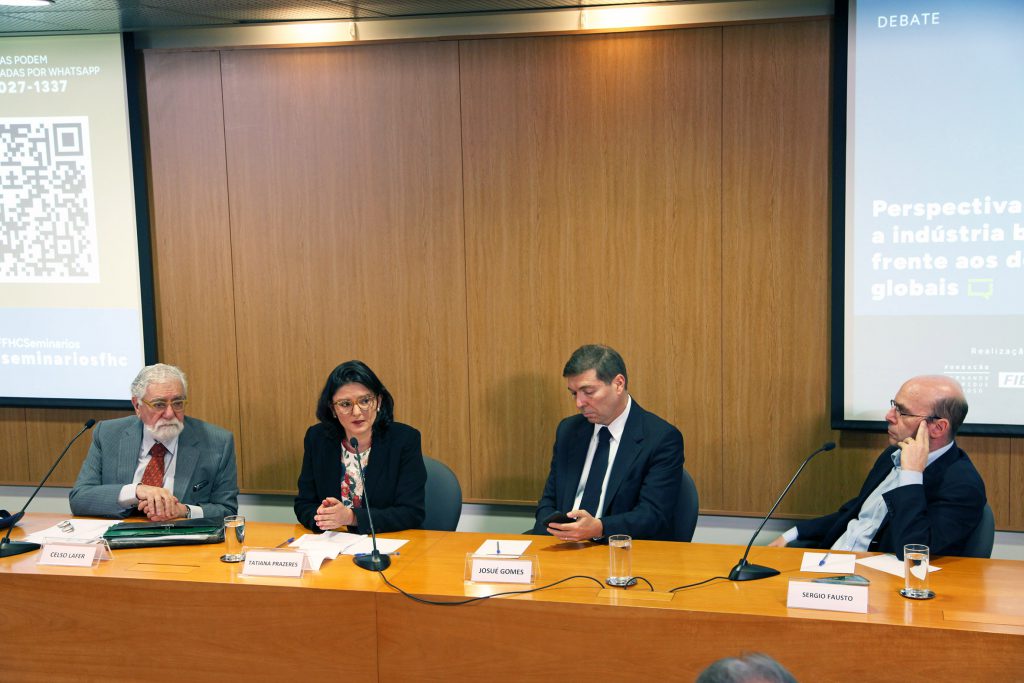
[340,446,371,510]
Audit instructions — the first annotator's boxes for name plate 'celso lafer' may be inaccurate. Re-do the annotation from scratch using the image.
[38,542,97,567]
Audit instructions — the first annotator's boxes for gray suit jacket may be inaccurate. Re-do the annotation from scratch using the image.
[69,415,239,519]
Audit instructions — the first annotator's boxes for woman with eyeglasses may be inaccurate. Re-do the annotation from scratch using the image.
[294,360,427,533]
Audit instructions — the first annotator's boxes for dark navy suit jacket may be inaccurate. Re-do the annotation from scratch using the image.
[796,443,986,557]
[532,400,684,541]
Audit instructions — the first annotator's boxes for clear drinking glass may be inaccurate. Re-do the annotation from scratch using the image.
[900,543,935,599]
[221,515,246,563]
[607,534,636,587]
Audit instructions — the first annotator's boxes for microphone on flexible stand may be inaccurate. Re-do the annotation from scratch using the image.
[0,419,97,558]
[349,436,390,572]
[727,441,836,582]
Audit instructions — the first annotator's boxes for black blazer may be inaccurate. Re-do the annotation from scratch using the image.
[796,443,986,557]
[294,421,427,534]
[532,400,684,541]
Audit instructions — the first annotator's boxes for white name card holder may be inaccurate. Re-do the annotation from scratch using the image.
[241,548,308,578]
[464,553,539,585]
[38,537,112,567]
[787,579,869,614]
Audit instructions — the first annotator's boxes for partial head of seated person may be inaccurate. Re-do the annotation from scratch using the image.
[294,360,426,535]
[531,344,685,543]
[768,374,986,558]
[69,363,239,521]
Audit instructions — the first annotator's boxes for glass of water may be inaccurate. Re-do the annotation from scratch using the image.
[607,534,636,587]
[221,515,246,563]
[900,543,935,599]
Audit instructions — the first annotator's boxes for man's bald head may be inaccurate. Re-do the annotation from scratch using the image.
[898,375,968,443]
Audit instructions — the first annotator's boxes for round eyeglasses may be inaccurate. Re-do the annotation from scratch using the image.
[332,395,377,415]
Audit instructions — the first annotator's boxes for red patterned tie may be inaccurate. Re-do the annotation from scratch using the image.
[141,442,167,487]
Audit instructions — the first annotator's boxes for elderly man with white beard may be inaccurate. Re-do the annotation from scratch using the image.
[70,364,239,521]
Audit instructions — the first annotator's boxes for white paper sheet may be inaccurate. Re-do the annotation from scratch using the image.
[23,518,118,544]
[800,552,858,574]
[856,553,942,578]
[474,539,532,557]
[292,540,341,559]
[298,551,328,571]
[344,537,407,556]
[291,532,407,556]
[292,532,363,553]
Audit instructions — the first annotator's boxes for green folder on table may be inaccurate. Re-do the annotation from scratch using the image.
[103,517,225,548]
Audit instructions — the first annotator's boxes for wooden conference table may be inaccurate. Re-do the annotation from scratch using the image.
[2,514,1023,682]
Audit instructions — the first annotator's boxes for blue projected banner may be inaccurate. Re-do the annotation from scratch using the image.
[840,1,1024,432]
[1,308,143,399]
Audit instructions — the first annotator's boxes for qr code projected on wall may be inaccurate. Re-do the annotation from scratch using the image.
[0,117,99,283]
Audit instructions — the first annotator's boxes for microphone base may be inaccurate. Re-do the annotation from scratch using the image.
[728,560,780,582]
[353,551,391,572]
[0,540,41,558]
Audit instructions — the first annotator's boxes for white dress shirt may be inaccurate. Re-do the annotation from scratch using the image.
[116,432,202,518]
[571,396,632,518]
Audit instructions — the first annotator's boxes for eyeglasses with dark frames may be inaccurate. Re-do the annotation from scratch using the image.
[889,399,938,421]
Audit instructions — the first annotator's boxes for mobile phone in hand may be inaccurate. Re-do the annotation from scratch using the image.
[544,511,576,525]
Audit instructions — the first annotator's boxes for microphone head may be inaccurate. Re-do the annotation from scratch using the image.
[84,419,97,429]
[0,509,24,530]
[822,441,836,451]
[349,437,359,450]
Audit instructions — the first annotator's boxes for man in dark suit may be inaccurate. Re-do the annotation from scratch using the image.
[69,363,238,521]
[769,375,986,557]
[532,345,684,541]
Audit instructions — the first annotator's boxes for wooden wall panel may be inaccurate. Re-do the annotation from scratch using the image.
[460,30,723,503]
[824,430,889,515]
[1,405,128,491]
[721,20,837,516]
[1010,438,1024,529]
[142,51,242,477]
[0,408,29,485]
[956,435,1011,529]
[24,408,130,485]
[219,43,469,493]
